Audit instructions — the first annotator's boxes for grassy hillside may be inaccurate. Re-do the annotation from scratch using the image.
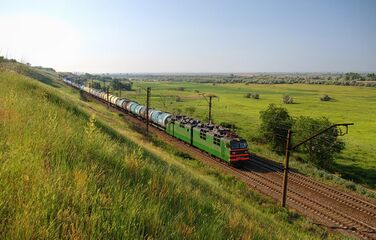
[0,64,346,239]
[127,81,376,190]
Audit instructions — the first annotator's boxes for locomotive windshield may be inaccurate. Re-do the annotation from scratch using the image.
[230,139,248,149]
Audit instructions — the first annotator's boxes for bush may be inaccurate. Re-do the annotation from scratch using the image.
[252,93,260,99]
[175,96,182,102]
[176,87,185,91]
[259,104,293,153]
[244,92,260,99]
[283,95,294,104]
[293,116,345,169]
[320,95,332,101]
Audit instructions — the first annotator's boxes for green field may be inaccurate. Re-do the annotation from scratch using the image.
[0,64,348,238]
[126,81,376,189]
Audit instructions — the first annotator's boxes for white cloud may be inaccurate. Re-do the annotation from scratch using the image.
[0,14,81,70]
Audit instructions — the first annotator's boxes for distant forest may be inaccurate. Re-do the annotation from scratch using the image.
[110,72,376,87]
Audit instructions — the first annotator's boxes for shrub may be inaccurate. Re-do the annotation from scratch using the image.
[283,95,294,104]
[252,93,260,99]
[244,92,260,99]
[175,96,182,102]
[259,104,293,153]
[176,87,185,91]
[320,95,332,101]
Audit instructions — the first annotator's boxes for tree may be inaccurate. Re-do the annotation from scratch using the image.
[293,116,345,168]
[110,79,132,91]
[367,73,376,81]
[91,81,101,89]
[345,72,361,81]
[259,104,293,153]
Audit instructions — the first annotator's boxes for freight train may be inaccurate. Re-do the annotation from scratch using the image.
[63,79,250,166]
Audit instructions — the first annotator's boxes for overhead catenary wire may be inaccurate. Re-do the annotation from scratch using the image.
[261,129,347,146]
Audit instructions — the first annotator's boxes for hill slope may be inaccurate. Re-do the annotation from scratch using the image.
[0,63,344,239]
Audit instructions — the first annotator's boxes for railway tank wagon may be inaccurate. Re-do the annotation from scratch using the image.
[115,98,127,108]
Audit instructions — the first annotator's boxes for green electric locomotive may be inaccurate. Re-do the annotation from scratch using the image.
[166,116,249,165]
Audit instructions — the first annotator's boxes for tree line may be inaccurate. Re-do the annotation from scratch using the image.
[125,72,376,87]
[62,73,133,92]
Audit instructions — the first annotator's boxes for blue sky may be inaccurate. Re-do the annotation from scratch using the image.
[1,0,375,72]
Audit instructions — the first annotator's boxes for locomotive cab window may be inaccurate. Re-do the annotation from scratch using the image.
[230,140,247,149]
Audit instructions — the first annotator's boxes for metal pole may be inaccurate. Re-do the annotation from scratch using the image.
[209,96,212,124]
[106,87,109,109]
[280,123,353,208]
[146,87,151,132]
[281,129,292,207]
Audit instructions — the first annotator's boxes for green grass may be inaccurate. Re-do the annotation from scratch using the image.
[0,66,348,238]
[126,81,376,190]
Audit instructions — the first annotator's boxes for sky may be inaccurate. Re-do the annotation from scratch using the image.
[0,0,375,73]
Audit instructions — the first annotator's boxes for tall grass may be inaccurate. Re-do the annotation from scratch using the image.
[0,70,345,239]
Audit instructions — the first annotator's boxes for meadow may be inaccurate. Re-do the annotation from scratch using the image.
[126,81,376,189]
[0,65,347,238]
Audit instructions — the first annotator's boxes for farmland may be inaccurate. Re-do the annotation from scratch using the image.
[124,81,376,189]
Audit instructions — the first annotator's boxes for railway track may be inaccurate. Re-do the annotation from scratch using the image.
[78,89,376,239]
[249,156,376,218]
[241,163,376,239]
